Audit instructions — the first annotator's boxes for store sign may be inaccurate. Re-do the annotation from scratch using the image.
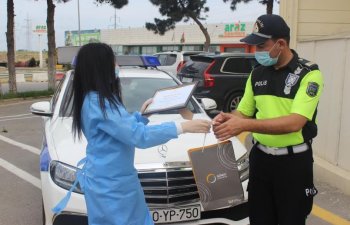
[219,23,246,38]
[64,30,101,46]
[33,25,47,34]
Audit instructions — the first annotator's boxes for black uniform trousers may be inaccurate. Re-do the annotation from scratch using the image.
[248,143,317,225]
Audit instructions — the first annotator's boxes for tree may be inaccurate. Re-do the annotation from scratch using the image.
[145,0,211,51]
[6,0,17,94]
[34,0,69,91]
[46,0,59,91]
[94,0,128,8]
[41,0,127,91]
[223,0,278,15]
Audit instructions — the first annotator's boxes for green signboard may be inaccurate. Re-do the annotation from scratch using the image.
[65,30,101,46]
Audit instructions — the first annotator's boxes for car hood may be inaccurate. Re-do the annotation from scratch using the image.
[50,113,247,169]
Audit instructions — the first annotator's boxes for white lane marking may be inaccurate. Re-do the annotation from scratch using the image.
[0,134,41,155]
[0,116,38,122]
[0,157,41,189]
[0,113,32,119]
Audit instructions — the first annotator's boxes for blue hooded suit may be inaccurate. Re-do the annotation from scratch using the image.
[53,92,178,225]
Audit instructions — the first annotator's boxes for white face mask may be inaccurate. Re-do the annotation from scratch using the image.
[115,66,120,77]
[255,42,281,66]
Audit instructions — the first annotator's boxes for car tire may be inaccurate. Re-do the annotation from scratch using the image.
[225,92,243,112]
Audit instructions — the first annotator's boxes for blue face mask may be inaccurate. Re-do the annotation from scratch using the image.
[255,42,281,66]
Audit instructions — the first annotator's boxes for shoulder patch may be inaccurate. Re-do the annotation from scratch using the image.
[306,82,319,97]
[298,58,319,71]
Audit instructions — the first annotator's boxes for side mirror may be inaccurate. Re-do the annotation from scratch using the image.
[30,101,53,117]
[201,98,217,111]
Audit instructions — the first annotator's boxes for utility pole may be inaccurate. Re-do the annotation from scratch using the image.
[114,8,117,29]
[24,14,32,51]
[77,0,81,46]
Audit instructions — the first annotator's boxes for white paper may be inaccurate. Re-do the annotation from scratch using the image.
[144,83,196,114]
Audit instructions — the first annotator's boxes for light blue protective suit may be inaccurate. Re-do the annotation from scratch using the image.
[53,92,178,225]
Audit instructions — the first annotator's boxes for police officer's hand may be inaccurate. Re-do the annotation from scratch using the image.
[213,114,245,141]
[212,112,233,126]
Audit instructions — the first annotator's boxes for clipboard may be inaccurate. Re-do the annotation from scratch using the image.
[142,82,198,115]
[188,140,245,211]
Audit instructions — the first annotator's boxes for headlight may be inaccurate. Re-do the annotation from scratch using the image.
[50,161,83,194]
[237,153,249,182]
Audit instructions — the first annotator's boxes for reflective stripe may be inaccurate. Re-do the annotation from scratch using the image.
[257,143,308,156]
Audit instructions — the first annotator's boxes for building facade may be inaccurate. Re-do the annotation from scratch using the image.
[64,22,255,54]
[280,0,350,195]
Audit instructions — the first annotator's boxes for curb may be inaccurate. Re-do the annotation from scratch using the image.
[314,155,350,196]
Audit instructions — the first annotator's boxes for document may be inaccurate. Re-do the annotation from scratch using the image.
[188,140,245,211]
[142,82,197,115]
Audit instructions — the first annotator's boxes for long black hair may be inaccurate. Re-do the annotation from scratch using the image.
[70,42,123,139]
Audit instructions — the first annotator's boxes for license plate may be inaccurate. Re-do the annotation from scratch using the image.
[150,205,201,224]
[182,77,193,83]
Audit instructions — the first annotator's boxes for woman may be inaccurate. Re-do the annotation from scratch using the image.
[53,43,211,225]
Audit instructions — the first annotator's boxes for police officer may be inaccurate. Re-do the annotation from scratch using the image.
[213,14,323,225]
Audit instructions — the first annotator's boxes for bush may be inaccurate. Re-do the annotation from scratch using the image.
[27,57,37,67]
[0,89,54,100]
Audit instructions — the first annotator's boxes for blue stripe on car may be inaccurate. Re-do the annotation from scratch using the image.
[40,142,51,172]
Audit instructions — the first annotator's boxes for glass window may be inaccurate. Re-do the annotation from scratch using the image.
[60,76,200,117]
[162,46,179,51]
[180,60,212,76]
[128,46,139,55]
[112,45,123,55]
[182,45,202,51]
[51,75,65,112]
[142,46,157,55]
[157,54,168,65]
[221,58,253,74]
[224,47,245,53]
[165,54,177,65]
[208,46,220,53]
[121,77,199,113]
[156,54,177,66]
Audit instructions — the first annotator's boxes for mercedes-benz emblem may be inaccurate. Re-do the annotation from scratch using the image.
[158,145,168,158]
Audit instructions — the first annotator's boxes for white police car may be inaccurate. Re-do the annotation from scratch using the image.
[31,56,250,225]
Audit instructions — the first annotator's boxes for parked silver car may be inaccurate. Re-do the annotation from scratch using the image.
[154,51,204,76]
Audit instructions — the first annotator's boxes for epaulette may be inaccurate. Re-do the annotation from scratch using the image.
[298,58,319,71]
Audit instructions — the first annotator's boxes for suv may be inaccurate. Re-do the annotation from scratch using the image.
[154,51,204,76]
[178,53,258,113]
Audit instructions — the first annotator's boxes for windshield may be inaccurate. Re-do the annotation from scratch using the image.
[60,75,201,117]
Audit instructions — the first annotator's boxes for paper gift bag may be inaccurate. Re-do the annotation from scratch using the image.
[188,140,244,211]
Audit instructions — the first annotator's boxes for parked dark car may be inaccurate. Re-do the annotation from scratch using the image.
[177,53,258,114]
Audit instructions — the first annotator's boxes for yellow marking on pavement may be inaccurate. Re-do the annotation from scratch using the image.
[312,204,350,225]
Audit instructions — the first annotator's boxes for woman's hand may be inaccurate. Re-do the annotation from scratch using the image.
[140,98,153,114]
[181,119,212,133]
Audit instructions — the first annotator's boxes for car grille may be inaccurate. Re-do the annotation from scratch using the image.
[138,168,200,207]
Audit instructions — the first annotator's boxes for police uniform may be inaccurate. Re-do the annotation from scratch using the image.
[237,50,323,225]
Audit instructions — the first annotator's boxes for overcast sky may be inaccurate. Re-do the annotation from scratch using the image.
[0,0,279,51]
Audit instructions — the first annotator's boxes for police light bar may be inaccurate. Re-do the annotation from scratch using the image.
[115,55,160,67]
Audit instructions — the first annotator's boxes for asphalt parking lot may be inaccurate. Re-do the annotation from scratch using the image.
[0,98,349,225]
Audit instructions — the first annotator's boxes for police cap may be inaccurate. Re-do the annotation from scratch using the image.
[240,14,290,45]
